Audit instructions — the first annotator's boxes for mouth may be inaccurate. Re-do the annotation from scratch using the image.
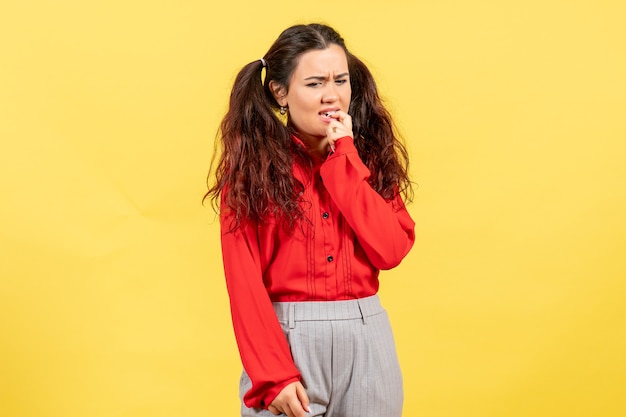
[319,110,338,121]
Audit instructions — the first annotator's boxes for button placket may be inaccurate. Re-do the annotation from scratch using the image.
[322,210,332,262]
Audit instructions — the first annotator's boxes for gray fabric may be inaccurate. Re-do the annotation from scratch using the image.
[240,295,403,417]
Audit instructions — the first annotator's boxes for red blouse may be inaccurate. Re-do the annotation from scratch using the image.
[219,136,415,409]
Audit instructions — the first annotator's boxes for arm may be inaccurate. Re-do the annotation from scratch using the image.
[320,136,415,269]
[219,204,301,409]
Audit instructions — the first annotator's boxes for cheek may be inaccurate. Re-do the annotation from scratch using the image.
[290,93,318,116]
[343,87,352,104]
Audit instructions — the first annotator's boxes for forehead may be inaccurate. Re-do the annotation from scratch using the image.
[292,44,349,76]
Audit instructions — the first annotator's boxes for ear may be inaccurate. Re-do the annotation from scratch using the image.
[269,80,288,107]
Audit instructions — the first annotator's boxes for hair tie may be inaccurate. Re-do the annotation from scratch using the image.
[260,58,267,68]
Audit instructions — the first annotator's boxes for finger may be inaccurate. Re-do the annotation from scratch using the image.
[326,123,340,141]
[328,122,352,142]
[284,401,306,417]
[284,402,295,417]
[295,383,311,412]
[327,121,341,135]
[336,111,352,132]
[331,110,352,128]
[328,113,352,138]
[342,113,352,132]
[268,405,281,416]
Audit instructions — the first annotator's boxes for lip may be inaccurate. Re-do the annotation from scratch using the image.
[319,108,340,122]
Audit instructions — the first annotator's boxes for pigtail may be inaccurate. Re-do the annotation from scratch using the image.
[348,54,413,203]
[206,60,303,230]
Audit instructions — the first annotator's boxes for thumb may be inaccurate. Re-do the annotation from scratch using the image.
[295,382,310,413]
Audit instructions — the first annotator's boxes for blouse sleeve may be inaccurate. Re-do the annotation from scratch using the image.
[219,201,301,409]
[319,136,416,269]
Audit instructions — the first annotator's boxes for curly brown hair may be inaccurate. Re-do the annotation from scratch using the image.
[205,24,413,230]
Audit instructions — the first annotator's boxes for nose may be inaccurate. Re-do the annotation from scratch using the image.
[322,83,338,103]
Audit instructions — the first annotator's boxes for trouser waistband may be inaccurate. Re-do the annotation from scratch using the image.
[272,295,383,328]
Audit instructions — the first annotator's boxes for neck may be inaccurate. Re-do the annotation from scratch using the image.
[293,132,328,162]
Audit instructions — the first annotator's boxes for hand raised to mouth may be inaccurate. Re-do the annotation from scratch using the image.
[325,110,353,153]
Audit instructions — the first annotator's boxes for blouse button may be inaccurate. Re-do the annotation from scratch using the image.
[322,212,329,219]
[327,255,333,262]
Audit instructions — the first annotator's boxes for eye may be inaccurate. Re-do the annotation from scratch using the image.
[306,82,322,87]
[335,79,348,85]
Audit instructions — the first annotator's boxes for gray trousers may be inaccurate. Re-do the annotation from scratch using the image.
[240,295,404,417]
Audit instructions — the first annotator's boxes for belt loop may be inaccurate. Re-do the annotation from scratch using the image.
[357,299,367,325]
[288,303,296,329]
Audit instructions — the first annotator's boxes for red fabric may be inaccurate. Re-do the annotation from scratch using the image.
[220,136,415,409]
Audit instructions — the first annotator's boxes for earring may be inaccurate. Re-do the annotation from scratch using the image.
[279,106,287,115]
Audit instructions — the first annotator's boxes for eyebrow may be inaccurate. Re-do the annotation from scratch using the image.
[303,72,350,81]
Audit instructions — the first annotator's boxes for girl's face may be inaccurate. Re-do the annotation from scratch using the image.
[273,44,352,148]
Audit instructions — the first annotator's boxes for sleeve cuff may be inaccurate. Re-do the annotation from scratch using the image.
[328,136,357,158]
[254,376,302,410]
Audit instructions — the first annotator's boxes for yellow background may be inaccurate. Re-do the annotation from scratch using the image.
[1,1,625,416]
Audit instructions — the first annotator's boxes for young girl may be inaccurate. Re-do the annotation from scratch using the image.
[206,23,415,417]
